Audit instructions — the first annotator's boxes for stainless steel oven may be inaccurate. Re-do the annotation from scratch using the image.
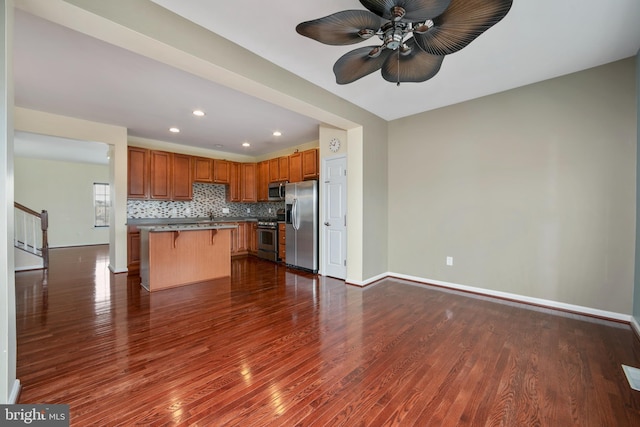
[257,220,278,261]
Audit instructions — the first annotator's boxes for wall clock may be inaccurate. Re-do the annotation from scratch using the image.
[329,137,341,153]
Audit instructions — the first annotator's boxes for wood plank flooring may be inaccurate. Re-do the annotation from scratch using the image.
[15,245,640,425]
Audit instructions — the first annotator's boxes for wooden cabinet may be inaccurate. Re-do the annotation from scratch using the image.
[127,147,149,199]
[248,222,257,254]
[278,156,289,181]
[302,148,319,180]
[127,225,141,274]
[278,223,286,262]
[150,150,172,199]
[241,163,257,202]
[227,162,241,202]
[193,157,213,183]
[172,153,193,200]
[213,159,230,184]
[257,160,270,201]
[289,152,302,183]
[230,222,250,256]
[269,156,290,183]
[268,158,280,183]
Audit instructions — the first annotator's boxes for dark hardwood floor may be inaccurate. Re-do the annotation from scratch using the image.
[15,245,640,426]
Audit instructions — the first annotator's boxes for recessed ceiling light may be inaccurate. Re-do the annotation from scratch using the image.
[242,142,251,147]
[193,110,205,117]
[215,144,224,148]
[169,127,180,133]
[273,131,282,136]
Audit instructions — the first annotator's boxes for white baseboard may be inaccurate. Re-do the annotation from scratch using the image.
[14,265,44,272]
[108,264,128,274]
[361,272,631,323]
[631,317,640,337]
[9,379,21,404]
[346,271,391,287]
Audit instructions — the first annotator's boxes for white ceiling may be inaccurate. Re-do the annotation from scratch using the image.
[12,0,640,161]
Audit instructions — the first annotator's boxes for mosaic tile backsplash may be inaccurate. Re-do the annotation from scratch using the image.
[127,183,284,219]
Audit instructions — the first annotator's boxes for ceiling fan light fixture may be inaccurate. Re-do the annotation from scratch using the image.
[358,29,376,39]
[368,46,382,58]
[297,0,513,84]
[413,20,434,34]
[399,44,412,55]
[390,6,406,21]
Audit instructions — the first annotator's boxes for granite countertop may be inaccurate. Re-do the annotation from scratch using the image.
[127,217,263,226]
[137,223,238,232]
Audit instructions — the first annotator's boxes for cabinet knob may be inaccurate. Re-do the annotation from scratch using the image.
[324,222,330,226]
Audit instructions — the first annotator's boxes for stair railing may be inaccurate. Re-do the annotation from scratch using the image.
[14,202,49,269]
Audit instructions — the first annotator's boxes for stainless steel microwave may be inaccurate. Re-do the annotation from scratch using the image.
[268,182,286,201]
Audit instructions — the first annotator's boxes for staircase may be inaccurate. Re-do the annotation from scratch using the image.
[14,202,48,271]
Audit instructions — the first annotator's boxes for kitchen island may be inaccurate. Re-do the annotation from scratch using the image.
[138,223,237,292]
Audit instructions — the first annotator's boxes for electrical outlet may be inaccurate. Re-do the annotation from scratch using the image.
[268,208,272,213]
[446,256,453,266]
[247,208,251,213]
[222,208,230,214]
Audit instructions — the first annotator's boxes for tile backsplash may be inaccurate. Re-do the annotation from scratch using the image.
[127,183,283,219]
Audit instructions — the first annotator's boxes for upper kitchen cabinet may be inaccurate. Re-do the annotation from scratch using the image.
[241,163,257,202]
[128,147,149,199]
[289,151,302,183]
[227,161,241,202]
[193,157,214,183]
[257,160,270,201]
[150,150,172,200]
[213,159,230,184]
[128,148,193,201]
[278,156,289,182]
[269,156,289,183]
[172,153,193,200]
[302,148,319,180]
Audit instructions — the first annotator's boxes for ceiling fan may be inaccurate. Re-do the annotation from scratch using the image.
[296,0,513,85]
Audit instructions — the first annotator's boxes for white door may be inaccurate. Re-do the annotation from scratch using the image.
[323,155,347,279]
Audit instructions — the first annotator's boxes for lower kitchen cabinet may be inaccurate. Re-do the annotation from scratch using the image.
[278,223,286,262]
[230,222,251,256]
[249,222,257,254]
[127,226,141,275]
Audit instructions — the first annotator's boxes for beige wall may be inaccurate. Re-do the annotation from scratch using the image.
[14,157,109,247]
[389,58,637,314]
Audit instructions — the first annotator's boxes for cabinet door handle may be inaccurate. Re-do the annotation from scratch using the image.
[324,222,330,226]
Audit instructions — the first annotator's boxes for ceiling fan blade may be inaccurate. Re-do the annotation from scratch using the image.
[381,38,444,83]
[333,46,393,84]
[296,10,383,46]
[360,0,451,21]
[413,0,512,55]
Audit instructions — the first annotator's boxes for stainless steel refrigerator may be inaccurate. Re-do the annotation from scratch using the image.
[285,180,318,273]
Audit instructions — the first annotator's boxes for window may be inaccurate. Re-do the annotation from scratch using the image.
[93,183,110,227]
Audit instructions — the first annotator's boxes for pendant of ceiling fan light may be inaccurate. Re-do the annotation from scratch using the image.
[390,6,406,21]
[413,19,434,35]
[358,29,376,39]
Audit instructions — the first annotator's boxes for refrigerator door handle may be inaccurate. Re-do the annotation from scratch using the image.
[292,198,299,230]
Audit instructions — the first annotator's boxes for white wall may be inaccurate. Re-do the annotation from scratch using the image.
[389,58,637,315]
[14,156,109,247]
[0,0,17,404]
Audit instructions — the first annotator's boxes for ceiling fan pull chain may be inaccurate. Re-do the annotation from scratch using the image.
[397,48,401,87]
